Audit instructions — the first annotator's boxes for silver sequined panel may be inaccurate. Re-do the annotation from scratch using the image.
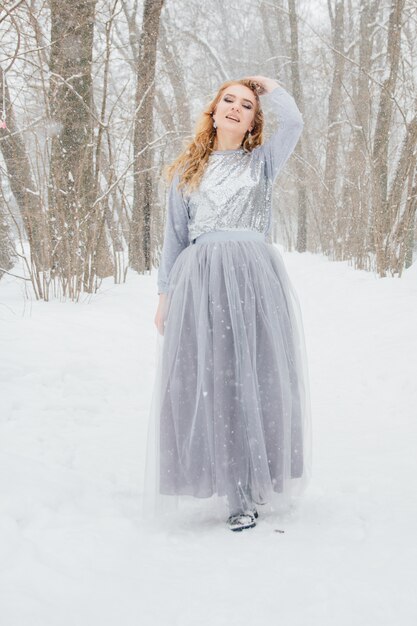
[185,150,272,242]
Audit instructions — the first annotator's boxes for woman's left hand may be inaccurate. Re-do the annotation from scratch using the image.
[245,75,280,95]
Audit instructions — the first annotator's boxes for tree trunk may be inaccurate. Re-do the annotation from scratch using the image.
[48,0,107,298]
[287,0,307,252]
[341,0,380,268]
[386,111,417,274]
[323,0,345,256]
[371,0,405,276]
[129,0,165,273]
[0,67,47,271]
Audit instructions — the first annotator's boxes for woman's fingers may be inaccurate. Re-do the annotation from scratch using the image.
[245,75,268,93]
[154,311,165,336]
[155,293,168,335]
[245,75,279,95]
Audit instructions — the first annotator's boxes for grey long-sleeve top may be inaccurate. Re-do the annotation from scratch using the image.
[157,84,304,294]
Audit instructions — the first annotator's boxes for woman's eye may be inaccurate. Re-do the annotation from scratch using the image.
[224,97,252,110]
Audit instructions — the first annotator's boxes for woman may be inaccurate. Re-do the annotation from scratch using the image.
[144,75,312,532]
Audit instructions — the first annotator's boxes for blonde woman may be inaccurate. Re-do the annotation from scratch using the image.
[144,75,312,532]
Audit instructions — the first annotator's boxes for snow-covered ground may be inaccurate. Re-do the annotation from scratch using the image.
[1,247,416,626]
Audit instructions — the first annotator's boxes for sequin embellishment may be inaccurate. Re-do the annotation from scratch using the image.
[186,149,272,242]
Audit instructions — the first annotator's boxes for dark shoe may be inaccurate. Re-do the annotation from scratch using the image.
[245,506,258,519]
[227,512,256,532]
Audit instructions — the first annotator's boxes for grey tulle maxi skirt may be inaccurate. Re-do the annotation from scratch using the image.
[143,229,312,524]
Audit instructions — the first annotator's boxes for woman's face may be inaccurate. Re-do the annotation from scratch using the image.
[212,84,256,138]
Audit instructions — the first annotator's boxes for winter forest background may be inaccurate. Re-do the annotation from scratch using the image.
[1,1,417,625]
[0,0,416,300]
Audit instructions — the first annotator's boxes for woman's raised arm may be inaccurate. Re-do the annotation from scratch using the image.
[254,82,304,183]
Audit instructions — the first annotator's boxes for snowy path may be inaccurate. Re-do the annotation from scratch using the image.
[1,248,416,626]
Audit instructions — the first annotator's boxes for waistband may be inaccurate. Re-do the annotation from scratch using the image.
[192,229,266,245]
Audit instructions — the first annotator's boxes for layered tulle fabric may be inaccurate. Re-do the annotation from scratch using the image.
[143,230,312,524]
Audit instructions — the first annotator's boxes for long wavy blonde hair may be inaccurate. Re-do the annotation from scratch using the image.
[164,78,266,194]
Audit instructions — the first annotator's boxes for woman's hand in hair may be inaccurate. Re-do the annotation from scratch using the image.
[245,75,280,95]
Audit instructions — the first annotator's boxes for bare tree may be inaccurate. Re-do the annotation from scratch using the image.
[371,0,406,276]
[341,0,380,270]
[48,0,108,298]
[323,0,345,255]
[288,0,307,252]
[0,67,47,284]
[128,0,164,273]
